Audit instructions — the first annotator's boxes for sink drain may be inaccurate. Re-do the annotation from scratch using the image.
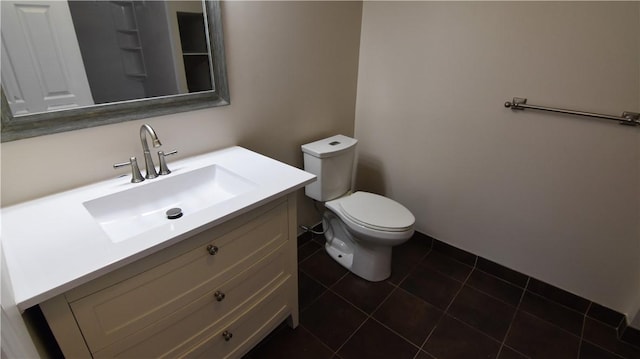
[166,208,183,219]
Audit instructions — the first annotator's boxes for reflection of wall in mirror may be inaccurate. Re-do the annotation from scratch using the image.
[68,1,181,104]
[1,1,95,115]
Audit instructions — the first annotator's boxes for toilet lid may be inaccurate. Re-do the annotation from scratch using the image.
[336,192,415,232]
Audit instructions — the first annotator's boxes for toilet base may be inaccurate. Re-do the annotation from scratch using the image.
[325,242,353,272]
[323,214,393,282]
[326,241,391,282]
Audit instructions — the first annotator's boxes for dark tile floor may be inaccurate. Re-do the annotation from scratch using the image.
[245,231,640,359]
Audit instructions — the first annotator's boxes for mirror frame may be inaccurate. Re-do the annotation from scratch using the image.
[1,0,229,143]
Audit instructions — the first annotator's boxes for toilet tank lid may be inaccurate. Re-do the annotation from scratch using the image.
[301,135,358,158]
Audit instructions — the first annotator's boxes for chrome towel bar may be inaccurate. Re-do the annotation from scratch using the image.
[504,97,639,127]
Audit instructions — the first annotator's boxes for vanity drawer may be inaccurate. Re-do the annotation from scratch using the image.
[93,246,290,358]
[183,278,291,359]
[70,201,289,353]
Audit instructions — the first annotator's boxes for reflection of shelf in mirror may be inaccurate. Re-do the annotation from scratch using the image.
[182,52,208,56]
[125,73,147,78]
[120,47,143,51]
[119,47,146,79]
[116,29,138,34]
[116,31,140,48]
[109,1,136,30]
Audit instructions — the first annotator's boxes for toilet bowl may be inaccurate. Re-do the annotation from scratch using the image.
[301,135,416,281]
[323,191,414,281]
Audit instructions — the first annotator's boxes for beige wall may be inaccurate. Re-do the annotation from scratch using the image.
[355,2,640,318]
[2,0,639,328]
[0,1,363,231]
[634,3,640,329]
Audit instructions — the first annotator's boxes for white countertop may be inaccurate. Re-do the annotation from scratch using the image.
[1,147,315,311]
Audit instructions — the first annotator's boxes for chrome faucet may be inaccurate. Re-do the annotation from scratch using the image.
[140,124,162,179]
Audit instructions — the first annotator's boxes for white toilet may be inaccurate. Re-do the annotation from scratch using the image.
[301,134,415,281]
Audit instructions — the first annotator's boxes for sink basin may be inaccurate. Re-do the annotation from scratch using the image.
[83,164,257,243]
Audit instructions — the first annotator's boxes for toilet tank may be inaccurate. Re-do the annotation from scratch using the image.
[301,135,358,201]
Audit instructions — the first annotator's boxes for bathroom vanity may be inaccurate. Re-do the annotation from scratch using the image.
[1,147,315,358]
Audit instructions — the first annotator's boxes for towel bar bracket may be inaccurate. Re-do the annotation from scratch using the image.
[621,112,640,126]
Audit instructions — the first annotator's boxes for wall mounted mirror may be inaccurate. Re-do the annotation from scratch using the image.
[1,0,228,142]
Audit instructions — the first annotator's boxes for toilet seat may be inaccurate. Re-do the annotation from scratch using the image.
[326,192,415,232]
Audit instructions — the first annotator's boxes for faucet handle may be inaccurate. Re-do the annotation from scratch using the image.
[158,150,178,175]
[114,157,145,183]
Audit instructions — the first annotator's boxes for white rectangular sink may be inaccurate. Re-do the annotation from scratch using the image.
[2,146,316,311]
[83,164,257,243]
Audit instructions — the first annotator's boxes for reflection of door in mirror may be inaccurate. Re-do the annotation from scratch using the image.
[1,1,94,116]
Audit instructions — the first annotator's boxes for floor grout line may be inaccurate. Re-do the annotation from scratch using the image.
[515,292,592,340]
[580,338,630,359]
[296,322,341,357]
[417,256,477,357]
[576,302,592,359]
[524,289,592,318]
[497,276,530,358]
[464,280,521,308]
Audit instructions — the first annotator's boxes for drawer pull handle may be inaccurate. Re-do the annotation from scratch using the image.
[222,330,233,341]
[214,290,226,301]
[206,245,219,255]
